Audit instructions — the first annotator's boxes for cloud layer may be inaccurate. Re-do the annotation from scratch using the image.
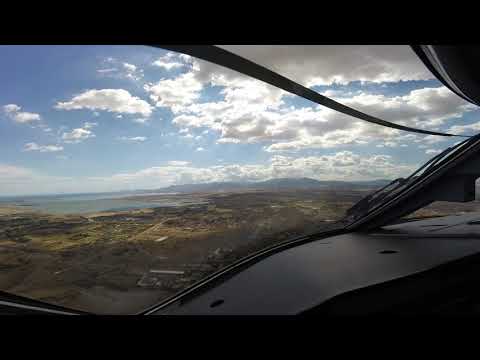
[217,45,433,86]
[88,151,416,190]
[142,49,474,153]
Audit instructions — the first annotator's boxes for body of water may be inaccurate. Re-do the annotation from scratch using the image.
[0,191,193,215]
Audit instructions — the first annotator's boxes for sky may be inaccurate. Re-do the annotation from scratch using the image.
[1,45,479,196]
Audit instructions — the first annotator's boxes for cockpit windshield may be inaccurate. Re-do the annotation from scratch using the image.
[0,45,478,314]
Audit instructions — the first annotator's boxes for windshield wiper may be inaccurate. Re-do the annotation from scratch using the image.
[345,136,474,223]
[345,132,480,231]
[346,177,406,217]
[151,45,468,138]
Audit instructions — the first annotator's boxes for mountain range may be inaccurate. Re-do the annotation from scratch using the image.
[145,177,392,194]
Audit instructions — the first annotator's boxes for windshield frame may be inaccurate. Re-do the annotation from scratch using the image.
[345,133,480,231]
[2,44,477,314]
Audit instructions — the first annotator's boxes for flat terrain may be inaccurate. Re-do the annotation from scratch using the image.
[1,189,478,314]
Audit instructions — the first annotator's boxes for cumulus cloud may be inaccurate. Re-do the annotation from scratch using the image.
[14,112,41,123]
[3,104,21,113]
[3,104,41,123]
[214,45,434,86]
[23,142,63,152]
[144,47,473,152]
[156,46,432,99]
[141,46,477,154]
[152,52,184,70]
[55,89,153,117]
[144,72,203,111]
[425,149,442,155]
[61,127,95,144]
[169,84,471,152]
[122,62,143,81]
[339,87,473,127]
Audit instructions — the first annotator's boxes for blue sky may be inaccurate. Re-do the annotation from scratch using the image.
[1,45,479,195]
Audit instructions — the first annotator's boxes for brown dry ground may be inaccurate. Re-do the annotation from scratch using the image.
[1,189,478,314]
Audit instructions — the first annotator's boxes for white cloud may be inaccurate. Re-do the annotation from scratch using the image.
[123,63,136,72]
[153,47,432,111]
[169,83,472,152]
[14,112,41,123]
[152,52,184,70]
[118,136,147,143]
[85,151,417,191]
[0,151,418,195]
[23,142,64,152]
[3,104,21,113]
[97,68,117,73]
[148,47,472,153]
[447,121,480,135]
[213,45,434,86]
[122,62,143,81]
[196,147,205,151]
[415,134,447,145]
[132,118,149,124]
[167,161,190,166]
[144,72,203,111]
[425,149,442,155]
[97,58,143,81]
[3,104,41,123]
[83,121,98,129]
[61,127,95,144]
[55,89,153,117]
